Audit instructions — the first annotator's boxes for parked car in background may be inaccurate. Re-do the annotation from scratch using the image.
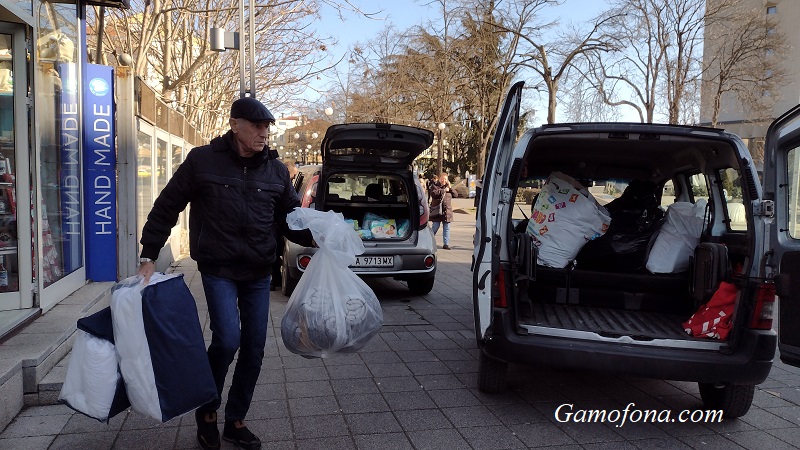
[472,81,800,419]
[281,123,438,296]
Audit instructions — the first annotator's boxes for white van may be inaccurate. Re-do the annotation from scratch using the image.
[472,81,800,418]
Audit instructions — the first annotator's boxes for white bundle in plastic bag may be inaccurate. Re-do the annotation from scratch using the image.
[281,208,383,358]
[526,172,611,268]
[646,199,708,273]
[59,330,120,421]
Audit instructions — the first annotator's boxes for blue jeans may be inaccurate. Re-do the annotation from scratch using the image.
[431,221,450,246]
[199,273,271,422]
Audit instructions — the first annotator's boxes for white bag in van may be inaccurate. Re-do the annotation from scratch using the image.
[646,199,708,274]
[526,172,611,268]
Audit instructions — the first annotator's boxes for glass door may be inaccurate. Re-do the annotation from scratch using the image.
[0,22,33,311]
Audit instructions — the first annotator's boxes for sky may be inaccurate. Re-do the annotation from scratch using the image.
[307,0,613,122]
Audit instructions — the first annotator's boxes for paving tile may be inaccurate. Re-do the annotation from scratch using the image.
[0,435,54,449]
[358,351,402,364]
[394,409,453,431]
[284,366,329,382]
[336,393,390,414]
[442,405,501,428]
[48,430,117,450]
[415,373,465,390]
[374,376,423,393]
[367,362,413,378]
[326,363,372,380]
[286,380,334,398]
[765,427,800,448]
[508,421,577,447]
[247,399,290,419]
[407,428,470,450]
[458,425,525,450]
[740,407,797,430]
[383,390,436,411]
[406,361,452,376]
[247,417,294,442]
[60,411,125,433]
[395,350,438,362]
[345,411,403,435]
[292,414,349,438]
[330,378,380,395]
[428,388,482,408]
[581,442,640,450]
[1,412,72,438]
[252,382,288,401]
[293,435,355,450]
[675,433,747,450]
[288,395,340,417]
[112,427,178,450]
[631,437,693,449]
[710,429,797,450]
[354,432,413,450]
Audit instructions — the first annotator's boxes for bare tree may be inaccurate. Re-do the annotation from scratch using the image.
[701,0,787,128]
[86,0,339,136]
[584,0,708,124]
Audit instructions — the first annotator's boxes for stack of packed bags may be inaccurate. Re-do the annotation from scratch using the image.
[59,273,217,423]
[281,209,383,358]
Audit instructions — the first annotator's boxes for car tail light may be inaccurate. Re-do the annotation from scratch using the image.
[424,255,435,268]
[298,255,312,270]
[493,269,508,308]
[750,282,775,330]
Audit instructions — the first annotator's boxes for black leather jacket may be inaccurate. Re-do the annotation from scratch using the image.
[140,130,312,280]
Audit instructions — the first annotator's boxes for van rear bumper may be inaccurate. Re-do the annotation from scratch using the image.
[484,309,776,385]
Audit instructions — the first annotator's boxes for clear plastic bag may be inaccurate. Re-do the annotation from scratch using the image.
[281,209,383,358]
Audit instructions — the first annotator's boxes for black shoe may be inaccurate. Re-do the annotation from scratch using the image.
[195,410,220,450]
[442,245,451,250]
[223,420,261,450]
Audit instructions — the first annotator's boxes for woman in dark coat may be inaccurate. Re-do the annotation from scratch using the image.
[428,172,455,249]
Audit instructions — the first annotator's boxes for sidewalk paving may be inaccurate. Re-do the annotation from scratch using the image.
[2,207,800,449]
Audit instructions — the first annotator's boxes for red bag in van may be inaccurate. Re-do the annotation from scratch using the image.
[682,281,738,340]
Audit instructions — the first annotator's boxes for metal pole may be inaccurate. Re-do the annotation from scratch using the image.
[249,0,256,98]
[437,128,443,175]
[238,0,246,98]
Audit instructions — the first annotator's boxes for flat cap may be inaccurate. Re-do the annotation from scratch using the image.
[230,97,276,123]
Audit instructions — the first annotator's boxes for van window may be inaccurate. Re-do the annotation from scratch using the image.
[719,168,747,231]
[689,173,709,203]
[786,147,800,239]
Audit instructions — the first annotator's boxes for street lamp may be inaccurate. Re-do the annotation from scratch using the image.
[436,122,446,174]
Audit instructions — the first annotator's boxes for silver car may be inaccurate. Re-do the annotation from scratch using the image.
[280,123,437,296]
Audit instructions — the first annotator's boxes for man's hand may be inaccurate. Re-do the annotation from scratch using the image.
[137,261,155,284]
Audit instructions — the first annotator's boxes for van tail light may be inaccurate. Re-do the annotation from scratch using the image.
[298,255,312,270]
[750,282,775,330]
[493,269,508,308]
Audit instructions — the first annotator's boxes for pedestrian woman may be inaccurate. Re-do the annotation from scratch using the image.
[428,171,456,249]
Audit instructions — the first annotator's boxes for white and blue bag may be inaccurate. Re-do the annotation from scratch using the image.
[110,273,217,422]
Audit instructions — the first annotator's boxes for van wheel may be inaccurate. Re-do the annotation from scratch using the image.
[281,257,299,297]
[698,383,755,418]
[408,277,435,295]
[478,351,507,394]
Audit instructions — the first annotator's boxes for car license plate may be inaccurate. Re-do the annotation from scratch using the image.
[352,256,394,267]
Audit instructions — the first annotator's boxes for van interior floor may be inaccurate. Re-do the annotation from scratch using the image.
[520,302,698,341]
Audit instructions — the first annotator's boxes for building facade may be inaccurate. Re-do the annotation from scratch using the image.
[0,0,131,338]
[700,0,800,167]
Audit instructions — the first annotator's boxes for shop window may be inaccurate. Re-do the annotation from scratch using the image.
[767,5,777,14]
[136,127,153,247]
[37,1,82,287]
[156,137,168,193]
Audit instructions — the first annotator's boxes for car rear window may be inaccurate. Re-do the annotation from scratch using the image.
[327,173,409,203]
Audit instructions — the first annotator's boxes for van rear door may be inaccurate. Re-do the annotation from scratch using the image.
[472,81,523,346]
[763,104,800,367]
